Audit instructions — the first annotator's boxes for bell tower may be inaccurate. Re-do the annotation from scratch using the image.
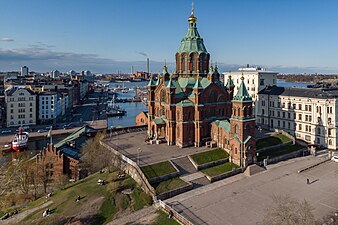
[175,2,210,77]
[230,75,256,167]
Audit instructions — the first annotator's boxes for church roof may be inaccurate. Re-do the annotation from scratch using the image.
[147,78,156,87]
[213,120,230,133]
[154,117,165,125]
[225,76,235,88]
[193,78,203,89]
[177,11,207,54]
[176,99,194,107]
[233,79,252,102]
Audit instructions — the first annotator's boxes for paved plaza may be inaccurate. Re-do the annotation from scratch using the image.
[166,156,338,225]
[105,131,213,166]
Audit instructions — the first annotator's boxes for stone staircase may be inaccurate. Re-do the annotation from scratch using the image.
[171,156,197,175]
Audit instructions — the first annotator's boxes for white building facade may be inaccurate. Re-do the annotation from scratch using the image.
[224,66,277,115]
[38,92,61,123]
[257,86,338,149]
[5,87,36,127]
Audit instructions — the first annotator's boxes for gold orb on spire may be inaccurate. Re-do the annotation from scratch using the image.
[241,72,244,80]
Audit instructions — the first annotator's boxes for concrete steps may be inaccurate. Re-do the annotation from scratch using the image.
[171,156,197,175]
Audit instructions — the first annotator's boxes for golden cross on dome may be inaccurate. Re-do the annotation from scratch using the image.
[191,0,194,16]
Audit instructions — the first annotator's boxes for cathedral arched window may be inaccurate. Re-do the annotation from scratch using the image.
[191,55,195,71]
[209,90,217,102]
[234,125,239,134]
[161,90,166,102]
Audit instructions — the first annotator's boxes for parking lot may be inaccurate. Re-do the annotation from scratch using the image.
[166,156,338,225]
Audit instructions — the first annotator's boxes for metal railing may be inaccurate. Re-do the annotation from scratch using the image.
[156,200,194,225]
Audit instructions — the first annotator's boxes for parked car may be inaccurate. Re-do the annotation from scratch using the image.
[38,129,48,133]
[331,156,338,163]
[63,124,72,129]
[1,130,12,134]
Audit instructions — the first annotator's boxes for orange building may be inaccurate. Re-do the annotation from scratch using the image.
[146,8,256,167]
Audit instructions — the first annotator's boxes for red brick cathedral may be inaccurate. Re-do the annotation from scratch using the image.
[147,8,256,167]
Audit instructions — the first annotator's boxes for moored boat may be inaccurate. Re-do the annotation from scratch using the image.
[11,127,29,152]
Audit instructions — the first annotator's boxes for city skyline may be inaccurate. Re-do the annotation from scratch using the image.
[1,0,338,73]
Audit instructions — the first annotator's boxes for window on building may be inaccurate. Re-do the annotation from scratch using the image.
[260,79,265,85]
[288,122,290,129]
[234,125,239,134]
[299,124,302,130]
[328,118,332,124]
[277,111,280,117]
[305,135,311,141]
[305,115,308,121]
[317,127,321,135]
[298,104,302,110]
[309,105,312,111]
[282,103,285,108]
[329,139,332,145]
[288,113,290,119]
[283,121,285,128]
[305,105,308,111]
[292,104,296,109]
[328,128,332,136]
[262,109,265,115]
[282,112,285,118]
[298,114,302,120]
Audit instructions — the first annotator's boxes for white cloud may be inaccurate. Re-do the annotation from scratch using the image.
[0,37,14,42]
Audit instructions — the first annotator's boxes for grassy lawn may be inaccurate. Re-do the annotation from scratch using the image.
[153,177,188,194]
[257,144,304,161]
[141,161,177,179]
[18,171,152,225]
[190,148,229,165]
[256,134,292,149]
[152,210,180,225]
[201,162,240,177]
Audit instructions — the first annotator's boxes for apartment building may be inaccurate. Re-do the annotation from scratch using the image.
[257,86,338,149]
[224,66,277,114]
[5,87,36,127]
[38,92,61,123]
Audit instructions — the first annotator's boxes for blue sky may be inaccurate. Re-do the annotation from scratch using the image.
[1,0,338,73]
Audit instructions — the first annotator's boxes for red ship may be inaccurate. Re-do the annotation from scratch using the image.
[11,127,29,152]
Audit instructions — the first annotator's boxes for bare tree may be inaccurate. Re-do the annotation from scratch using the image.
[263,194,315,225]
[80,131,114,173]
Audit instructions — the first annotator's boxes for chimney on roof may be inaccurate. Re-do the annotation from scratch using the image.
[247,64,250,68]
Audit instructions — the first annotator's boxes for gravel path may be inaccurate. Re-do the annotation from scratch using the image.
[107,205,157,225]
[1,201,53,225]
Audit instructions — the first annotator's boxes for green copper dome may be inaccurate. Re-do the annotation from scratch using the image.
[233,78,252,102]
[177,13,207,54]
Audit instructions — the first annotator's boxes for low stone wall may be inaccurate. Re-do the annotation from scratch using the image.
[156,182,194,200]
[265,148,308,165]
[188,155,229,171]
[297,158,331,173]
[100,141,156,198]
[205,168,243,183]
[105,125,147,138]
[147,161,180,184]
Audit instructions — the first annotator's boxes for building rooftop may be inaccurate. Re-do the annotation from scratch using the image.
[259,86,338,99]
